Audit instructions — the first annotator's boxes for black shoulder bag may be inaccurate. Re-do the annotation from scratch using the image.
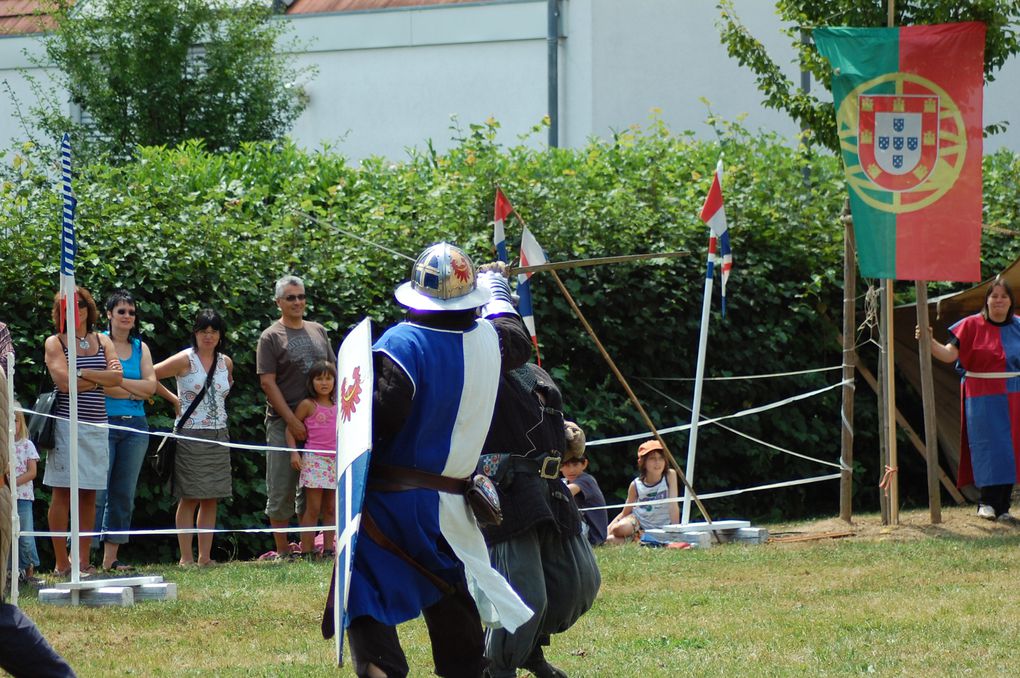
[152,359,218,486]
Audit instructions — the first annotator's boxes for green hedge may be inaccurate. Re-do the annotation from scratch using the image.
[2,121,1018,562]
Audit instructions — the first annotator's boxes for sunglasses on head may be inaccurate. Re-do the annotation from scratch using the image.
[77,299,88,309]
[115,308,136,317]
[282,293,306,302]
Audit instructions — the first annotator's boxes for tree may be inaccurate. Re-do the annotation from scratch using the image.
[716,0,1020,153]
[32,0,311,162]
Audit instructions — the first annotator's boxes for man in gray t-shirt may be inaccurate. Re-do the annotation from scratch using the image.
[256,276,330,556]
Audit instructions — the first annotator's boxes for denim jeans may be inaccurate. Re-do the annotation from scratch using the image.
[16,499,40,570]
[94,415,149,545]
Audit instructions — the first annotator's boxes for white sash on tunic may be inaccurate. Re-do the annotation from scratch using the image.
[437,320,533,632]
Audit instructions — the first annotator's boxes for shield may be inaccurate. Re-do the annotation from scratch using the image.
[858,94,940,192]
[326,318,374,665]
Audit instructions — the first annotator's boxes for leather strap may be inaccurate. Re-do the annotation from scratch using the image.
[173,354,218,432]
[360,511,456,595]
[369,462,469,495]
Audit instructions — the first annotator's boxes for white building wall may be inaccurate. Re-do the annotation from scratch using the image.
[1,0,1017,160]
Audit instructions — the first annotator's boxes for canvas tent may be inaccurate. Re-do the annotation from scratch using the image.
[893,258,1020,491]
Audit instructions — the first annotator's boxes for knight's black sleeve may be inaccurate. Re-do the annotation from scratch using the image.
[489,313,532,372]
[372,351,414,449]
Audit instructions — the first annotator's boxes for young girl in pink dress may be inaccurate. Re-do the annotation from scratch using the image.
[287,360,337,557]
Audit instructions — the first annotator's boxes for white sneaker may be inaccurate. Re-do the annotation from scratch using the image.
[977,504,996,520]
[997,513,1019,525]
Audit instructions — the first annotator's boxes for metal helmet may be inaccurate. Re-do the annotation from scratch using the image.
[394,242,492,311]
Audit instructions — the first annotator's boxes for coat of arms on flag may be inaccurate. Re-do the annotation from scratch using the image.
[858,95,939,191]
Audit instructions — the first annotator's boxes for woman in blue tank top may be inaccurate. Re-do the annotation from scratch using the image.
[95,290,157,572]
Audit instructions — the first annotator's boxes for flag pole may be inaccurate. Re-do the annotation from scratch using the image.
[682,230,715,524]
[509,211,716,527]
[59,134,82,588]
[6,359,19,606]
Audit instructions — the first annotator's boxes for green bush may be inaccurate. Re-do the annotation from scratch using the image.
[2,121,1017,562]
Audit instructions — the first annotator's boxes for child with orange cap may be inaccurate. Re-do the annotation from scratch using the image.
[605,440,679,544]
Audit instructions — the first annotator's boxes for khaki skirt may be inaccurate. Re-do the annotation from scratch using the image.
[173,428,232,500]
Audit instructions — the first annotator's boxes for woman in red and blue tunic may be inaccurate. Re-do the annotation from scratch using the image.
[925,277,1020,521]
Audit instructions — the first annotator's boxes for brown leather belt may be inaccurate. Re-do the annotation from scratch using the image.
[368,462,470,495]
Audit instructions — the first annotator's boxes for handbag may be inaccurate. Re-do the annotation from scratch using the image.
[152,359,218,485]
[27,390,58,450]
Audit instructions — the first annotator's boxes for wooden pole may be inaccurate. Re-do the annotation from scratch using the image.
[839,208,856,523]
[852,357,966,505]
[883,0,900,526]
[877,281,890,524]
[884,282,899,524]
[545,268,715,525]
[511,250,688,276]
[915,284,943,523]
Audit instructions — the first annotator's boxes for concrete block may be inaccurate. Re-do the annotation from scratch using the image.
[80,586,134,607]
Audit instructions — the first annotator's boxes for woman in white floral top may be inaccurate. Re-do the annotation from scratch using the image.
[155,309,233,566]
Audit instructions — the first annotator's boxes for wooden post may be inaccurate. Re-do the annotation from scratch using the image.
[883,0,900,526]
[852,357,966,505]
[884,282,899,525]
[915,284,943,523]
[877,280,890,524]
[839,208,856,523]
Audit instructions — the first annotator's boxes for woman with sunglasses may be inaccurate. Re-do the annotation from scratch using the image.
[43,286,123,577]
[93,290,157,572]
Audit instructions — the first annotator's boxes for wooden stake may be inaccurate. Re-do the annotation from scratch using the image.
[545,268,716,527]
[511,250,688,276]
[915,284,943,523]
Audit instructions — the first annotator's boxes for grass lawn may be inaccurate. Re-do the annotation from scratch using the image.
[14,506,1020,677]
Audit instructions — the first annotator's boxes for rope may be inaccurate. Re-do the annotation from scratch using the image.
[14,407,321,456]
[639,379,848,471]
[584,472,842,512]
[586,379,851,447]
[639,365,842,382]
[878,465,898,497]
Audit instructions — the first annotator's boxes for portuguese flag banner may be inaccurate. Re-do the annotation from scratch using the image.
[814,22,985,281]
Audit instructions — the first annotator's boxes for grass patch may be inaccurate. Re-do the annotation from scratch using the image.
[15,508,1020,676]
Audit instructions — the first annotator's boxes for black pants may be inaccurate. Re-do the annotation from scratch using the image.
[0,604,77,678]
[980,484,1014,516]
[347,585,486,678]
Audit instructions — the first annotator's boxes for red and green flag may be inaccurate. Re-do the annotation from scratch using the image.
[814,22,985,281]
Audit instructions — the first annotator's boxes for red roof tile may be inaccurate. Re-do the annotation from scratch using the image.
[0,0,56,36]
[287,0,485,14]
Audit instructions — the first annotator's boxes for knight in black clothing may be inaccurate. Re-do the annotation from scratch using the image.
[478,357,601,678]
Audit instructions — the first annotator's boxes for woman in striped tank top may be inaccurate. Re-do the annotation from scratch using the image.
[43,287,124,576]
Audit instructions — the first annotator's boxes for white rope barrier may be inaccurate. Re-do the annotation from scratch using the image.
[13,406,320,455]
[639,379,850,472]
[21,524,336,539]
[586,379,851,447]
[639,365,842,382]
[581,472,842,512]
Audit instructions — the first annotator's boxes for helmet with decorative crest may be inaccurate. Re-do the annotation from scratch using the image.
[394,242,492,311]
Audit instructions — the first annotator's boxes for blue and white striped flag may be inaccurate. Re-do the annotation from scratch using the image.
[59,133,78,328]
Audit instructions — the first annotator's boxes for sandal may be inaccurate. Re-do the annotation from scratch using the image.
[106,560,136,573]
